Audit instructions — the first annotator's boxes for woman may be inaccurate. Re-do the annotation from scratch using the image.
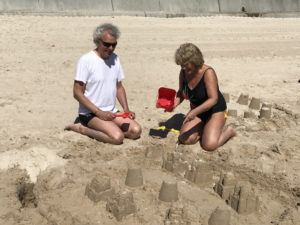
[171,43,236,151]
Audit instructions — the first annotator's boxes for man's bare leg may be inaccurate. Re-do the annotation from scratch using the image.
[65,115,142,144]
[64,123,121,144]
[87,118,125,144]
[113,117,142,139]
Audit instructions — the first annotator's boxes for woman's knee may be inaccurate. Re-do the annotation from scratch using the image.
[110,131,124,145]
[178,134,199,145]
[201,139,218,151]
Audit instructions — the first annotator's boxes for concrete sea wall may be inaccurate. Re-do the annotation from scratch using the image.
[1,0,300,17]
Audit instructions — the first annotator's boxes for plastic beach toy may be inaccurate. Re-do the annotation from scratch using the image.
[115,112,131,118]
[156,87,176,111]
[157,126,179,133]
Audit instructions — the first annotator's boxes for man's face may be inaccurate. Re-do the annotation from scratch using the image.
[96,31,117,60]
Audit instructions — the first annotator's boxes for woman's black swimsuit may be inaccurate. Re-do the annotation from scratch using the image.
[182,68,227,122]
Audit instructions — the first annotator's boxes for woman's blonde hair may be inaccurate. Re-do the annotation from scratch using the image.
[174,43,204,68]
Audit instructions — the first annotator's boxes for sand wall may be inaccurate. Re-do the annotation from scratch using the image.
[219,0,300,15]
[1,0,300,17]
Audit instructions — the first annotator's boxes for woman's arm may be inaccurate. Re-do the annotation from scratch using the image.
[173,70,185,109]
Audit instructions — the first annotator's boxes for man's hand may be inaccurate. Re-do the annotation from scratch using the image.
[124,110,135,119]
[96,111,116,121]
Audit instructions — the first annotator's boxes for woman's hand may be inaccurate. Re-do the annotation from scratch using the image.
[165,97,181,112]
[165,105,176,112]
[183,110,197,124]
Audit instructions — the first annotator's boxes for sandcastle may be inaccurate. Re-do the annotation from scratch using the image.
[257,102,272,119]
[244,110,256,119]
[125,165,143,187]
[225,93,274,120]
[159,180,179,202]
[106,190,137,221]
[237,93,249,105]
[145,145,164,159]
[163,152,189,175]
[215,172,236,201]
[249,97,261,110]
[208,206,231,225]
[222,92,230,103]
[229,184,259,214]
[184,160,213,187]
[85,175,115,203]
[262,103,272,109]
[164,204,191,225]
[227,109,238,117]
[259,107,272,119]
[215,173,259,214]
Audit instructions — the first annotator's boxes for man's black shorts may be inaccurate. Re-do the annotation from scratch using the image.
[78,113,96,127]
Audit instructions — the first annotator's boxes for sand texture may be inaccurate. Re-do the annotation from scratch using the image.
[0,15,300,225]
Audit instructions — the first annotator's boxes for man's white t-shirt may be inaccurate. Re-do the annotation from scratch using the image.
[75,51,125,115]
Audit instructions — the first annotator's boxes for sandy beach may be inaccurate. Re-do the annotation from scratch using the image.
[0,15,300,224]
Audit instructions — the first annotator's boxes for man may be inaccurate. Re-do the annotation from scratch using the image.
[65,23,142,144]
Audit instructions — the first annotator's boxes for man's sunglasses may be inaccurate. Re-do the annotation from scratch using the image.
[100,39,117,48]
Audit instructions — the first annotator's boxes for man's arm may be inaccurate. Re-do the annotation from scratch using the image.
[73,81,115,121]
[116,81,135,119]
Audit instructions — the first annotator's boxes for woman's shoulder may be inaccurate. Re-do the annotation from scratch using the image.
[202,65,216,75]
[202,64,213,70]
[202,65,218,84]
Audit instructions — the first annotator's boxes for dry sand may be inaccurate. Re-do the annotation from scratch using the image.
[0,15,300,225]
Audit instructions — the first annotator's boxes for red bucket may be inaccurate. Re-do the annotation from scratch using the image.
[156,87,176,111]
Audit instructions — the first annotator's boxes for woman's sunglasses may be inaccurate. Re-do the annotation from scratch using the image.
[100,39,117,48]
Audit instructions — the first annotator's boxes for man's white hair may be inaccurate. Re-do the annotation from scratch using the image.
[93,23,120,43]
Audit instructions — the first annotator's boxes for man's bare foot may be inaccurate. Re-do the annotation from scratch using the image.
[64,123,84,134]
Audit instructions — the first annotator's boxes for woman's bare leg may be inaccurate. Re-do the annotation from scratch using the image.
[217,125,236,146]
[201,112,236,151]
[178,116,203,145]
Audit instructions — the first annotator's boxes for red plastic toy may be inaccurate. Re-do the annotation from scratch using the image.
[156,87,176,111]
[115,112,131,118]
